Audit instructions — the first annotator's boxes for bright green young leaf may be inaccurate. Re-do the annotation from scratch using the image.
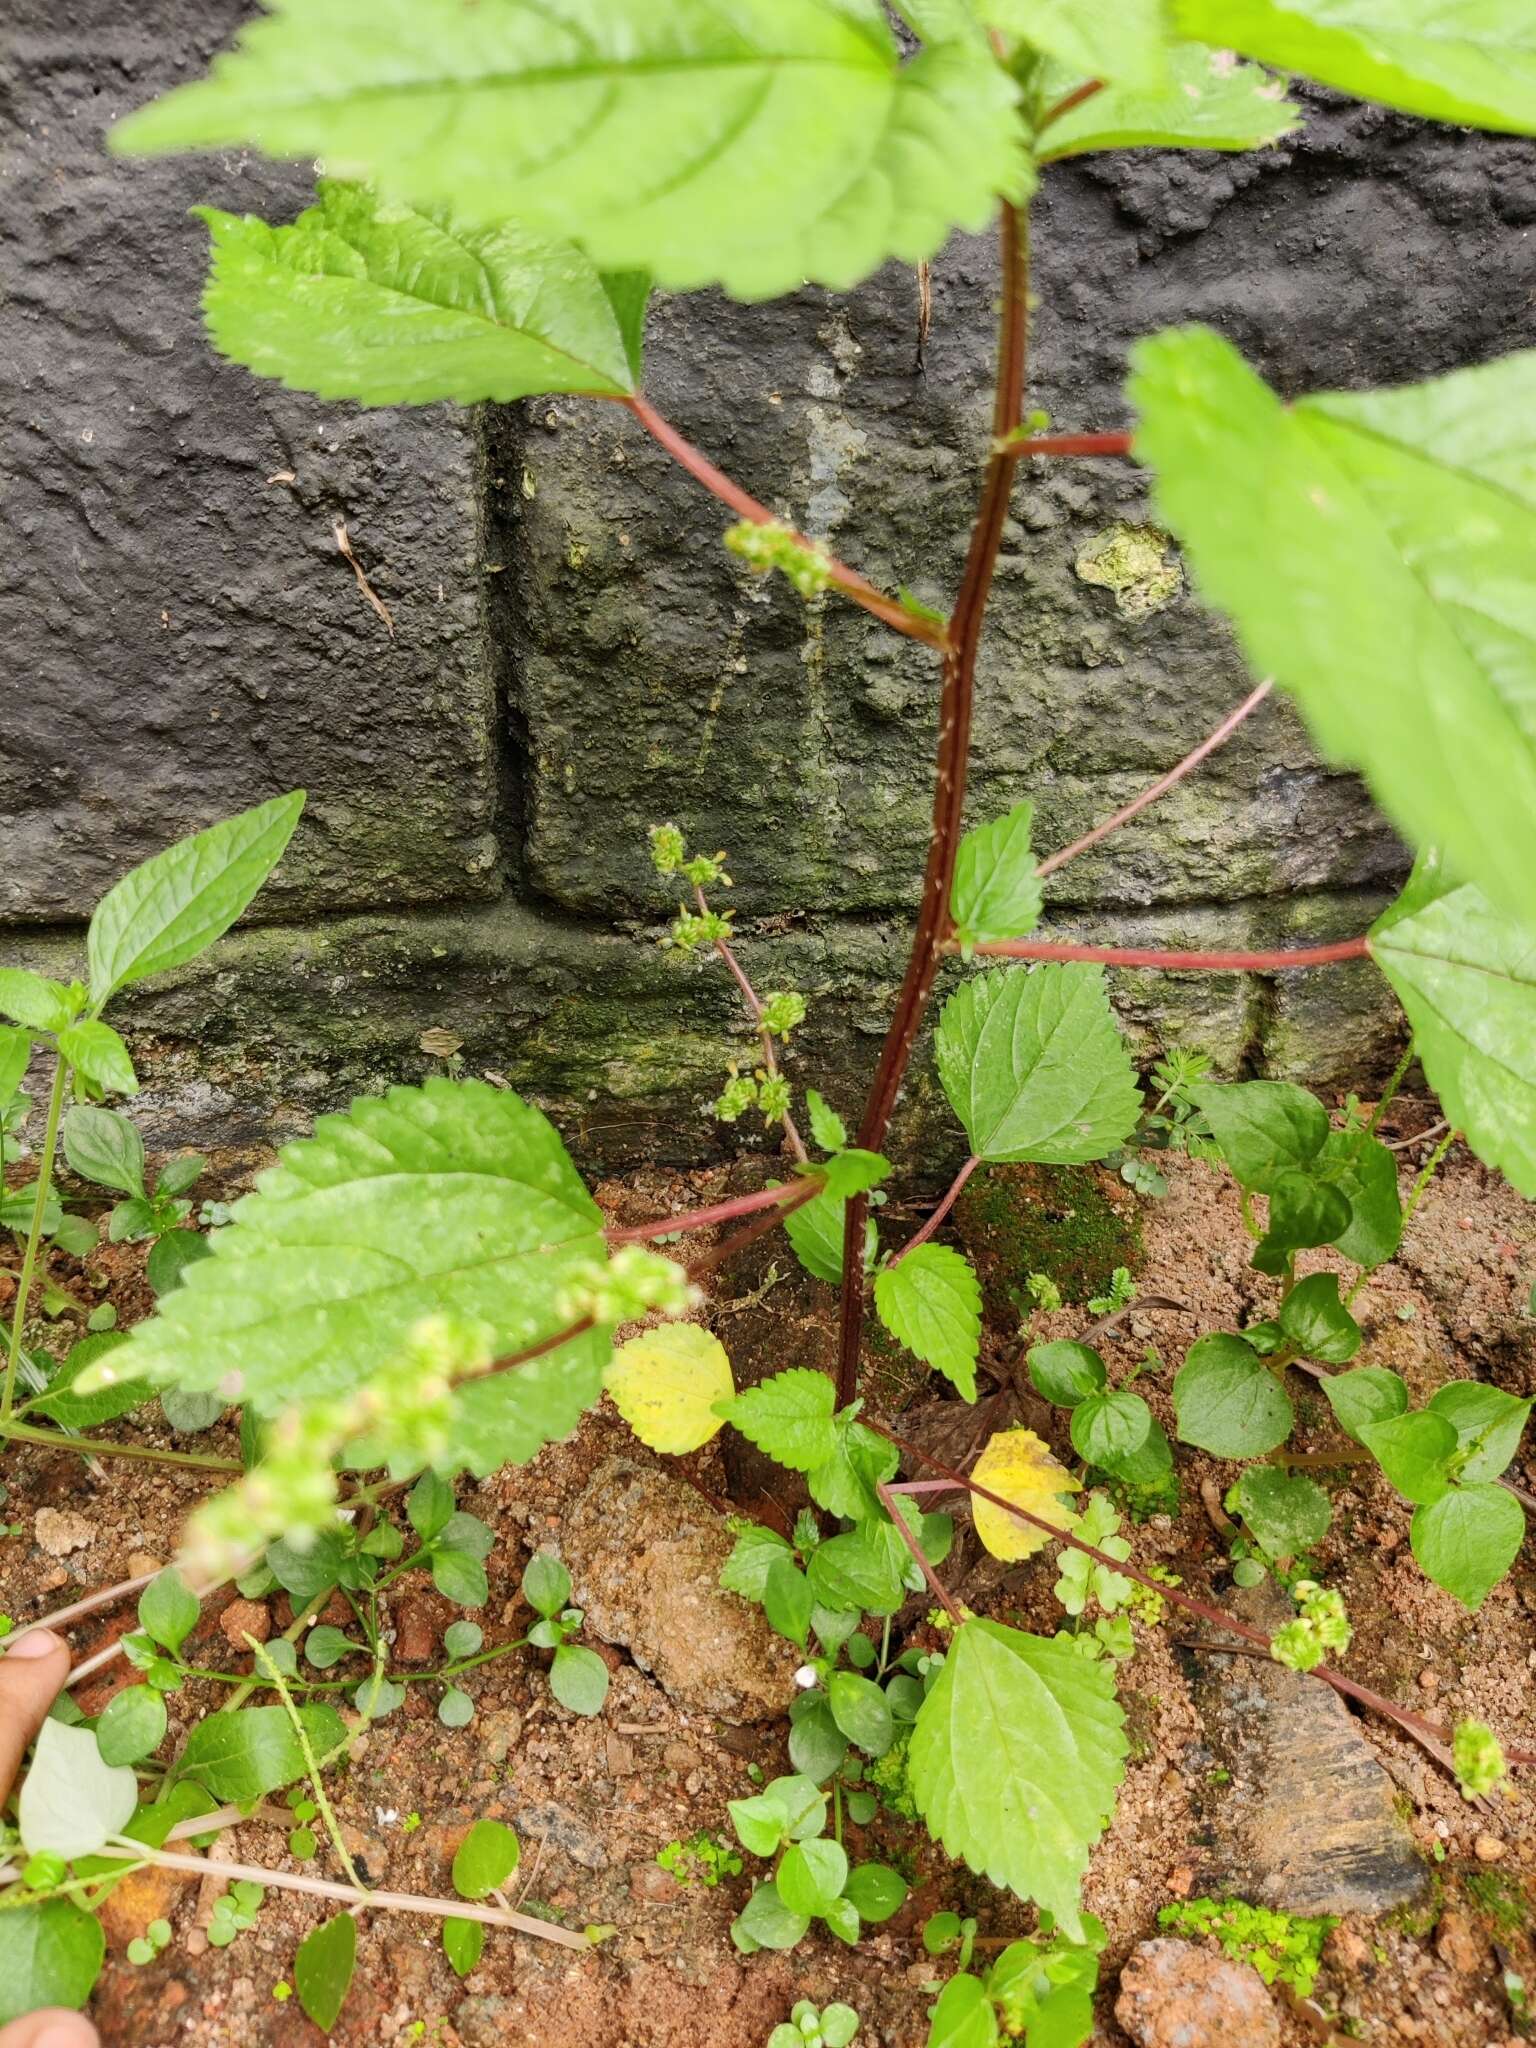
[950,802,1044,951]
[909,1620,1127,1937]
[1321,1365,1408,1443]
[789,1696,850,1784]
[1411,1484,1524,1611]
[0,1024,29,1099]
[113,0,1029,304]
[722,1368,839,1472]
[87,791,304,1006]
[1319,1130,1403,1269]
[27,1333,153,1432]
[177,1704,346,1803]
[1232,1465,1331,1559]
[807,1525,907,1617]
[924,1974,1000,2048]
[828,1670,895,1756]
[844,1862,907,1923]
[522,1551,571,1620]
[1174,0,1536,136]
[806,1090,849,1153]
[1428,1382,1533,1484]
[138,1568,201,1654]
[268,1531,346,1609]
[62,1107,146,1197]
[719,1523,794,1601]
[57,1022,138,1098]
[1278,1272,1362,1364]
[732,1882,810,1954]
[605,1324,733,1455]
[95,1685,169,1768]
[728,1793,786,1859]
[551,1642,610,1715]
[443,1916,485,1977]
[987,0,1169,86]
[0,970,75,1035]
[807,1412,900,1522]
[407,1469,454,1543]
[1370,858,1536,1197]
[1037,40,1299,159]
[198,183,646,407]
[1173,1333,1294,1457]
[1359,1411,1458,1506]
[1070,1389,1152,1467]
[764,1773,830,1843]
[147,1228,212,1298]
[295,1913,357,2033]
[1133,330,1536,930]
[776,1838,849,1917]
[762,1556,815,1649]
[784,1185,878,1284]
[818,1149,891,1201]
[432,1548,489,1608]
[0,1900,105,2025]
[874,1243,983,1400]
[18,1721,139,1861]
[118,1079,608,1466]
[1027,1339,1107,1409]
[1192,1081,1329,1193]
[1253,1172,1353,1274]
[936,965,1141,1165]
[453,1817,521,1899]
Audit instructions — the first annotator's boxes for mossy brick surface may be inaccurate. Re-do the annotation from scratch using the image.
[955,1163,1144,1322]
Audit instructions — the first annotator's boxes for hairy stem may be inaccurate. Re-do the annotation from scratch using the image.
[2,1057,68,1427]
[624,394,948,652]
[889,1156,980,1267]
[1035,681,1273,880]
[608,1178,819,1246]
[694,881,809,1164]
[835,202,1033,1405]
[968,935,1372,972]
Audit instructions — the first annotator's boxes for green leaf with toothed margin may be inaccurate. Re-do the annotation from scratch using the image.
[950,802,1044,952]
[111,0,1030,305]
[196,182,646,407]
[1036,40,1299,159]
[874,1243,982,1401]
[984,0,1170,86]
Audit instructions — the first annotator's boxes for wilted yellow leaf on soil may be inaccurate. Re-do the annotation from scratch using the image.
[971,1428,1079,1561]
[605,1325,734,1455]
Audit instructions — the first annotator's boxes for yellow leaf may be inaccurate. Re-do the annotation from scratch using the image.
[604,1325,734,1455]
[971,1428,1079,1562]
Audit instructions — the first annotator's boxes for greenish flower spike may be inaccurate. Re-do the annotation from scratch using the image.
[756,1076,792,1126]
[1270,1579,1351,1672]
[649,823,687,876]
[1453,1718,1508,1801]
[725,519,834,598]
[682,851,732,888]
[667,907,734,953]
[760,991,808,1040]
[559,1246,697,1325]
[714,1071,760,1125]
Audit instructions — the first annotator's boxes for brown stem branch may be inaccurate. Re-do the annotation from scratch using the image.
[968,936,1372,972]
[877,1479,965,1624]
[1008,431,1133,459]
[835,202,1033,1406]
[1035,681,1273,879]
[695,883,809,1164]
[625,395,948,652]
[863,1417,1536,1774]
[889,1156,980,1267]
[608,1179,819,1247]
[1037,78,1105,130]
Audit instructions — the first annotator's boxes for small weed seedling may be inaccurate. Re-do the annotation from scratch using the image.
[768,2001,859,2048]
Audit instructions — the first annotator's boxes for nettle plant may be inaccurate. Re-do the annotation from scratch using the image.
[4,0,1536,2034]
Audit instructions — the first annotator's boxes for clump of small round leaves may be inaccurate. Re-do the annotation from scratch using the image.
[713,1070,760,1124]
[682,851,732,888]
[768,2001,859,2048]
[1453,1718,1508,1801]
[756,1075,792,1125]
[725,519,834,597]
[649,823,687,876]
[1270,1580,1351,1672]
[667,906,734,953]
[759,991,808,1040]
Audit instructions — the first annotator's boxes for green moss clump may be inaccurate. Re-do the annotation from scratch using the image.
[1158,1897,1335,1997]
[1465,1869,1529,1936]
[954,1162,1143,1322]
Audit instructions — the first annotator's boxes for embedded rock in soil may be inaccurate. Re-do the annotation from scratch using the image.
[1115,1938,1281,2048]
[559,1455,800,1722]
[1184,1583,1426,1917]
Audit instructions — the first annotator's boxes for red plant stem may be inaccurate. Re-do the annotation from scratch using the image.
[624,394,949,653]
[1036,681,1273,879]
[969,936,1372,972]
[877,1479,965,1624]
[608,1178,819,1246]
[1010,432,1133,459]
[889,1156,981,1267]
[865,1417,1536,1772]
[835,203,1033,1406]
[1037,78,1106,130]
[695,883,809,1165]
[683,1179,822,1280]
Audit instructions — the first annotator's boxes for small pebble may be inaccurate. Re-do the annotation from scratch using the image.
[1474,1834,1509,1863]
[1417,1669,1440,1696]
[34,1508,93,1557]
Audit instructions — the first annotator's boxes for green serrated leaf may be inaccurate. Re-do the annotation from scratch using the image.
[1370,856,1536,1197]
[950,802,1044,949]
[910,1620,1127,1937]
[1038,39,1299,159]
[57,1021,138,1098]
[116,1080,608,1474]
[936,965,1141,1165]
[723,1368,839,1471]
[986,0,1169,86]
[1174,0,1536,136]
[198,182,645,406]
[806,1090,849,1153]
[719,1523,794,1601]
[87,791,304,1005]
[1173,1333,1294,1457]
[784,1185,878,1284]
[874,1243,982,1400]
[0,1024,29,1100]
[114,0,1030,304]
[1133,329,1536,930]
[1411,1483,1524,1611]
[818,1149,892,1201]
[27,1333,153,1432]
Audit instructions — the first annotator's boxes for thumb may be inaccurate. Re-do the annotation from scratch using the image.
[0,2015,100,2048]
[0,1629,73,1797]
